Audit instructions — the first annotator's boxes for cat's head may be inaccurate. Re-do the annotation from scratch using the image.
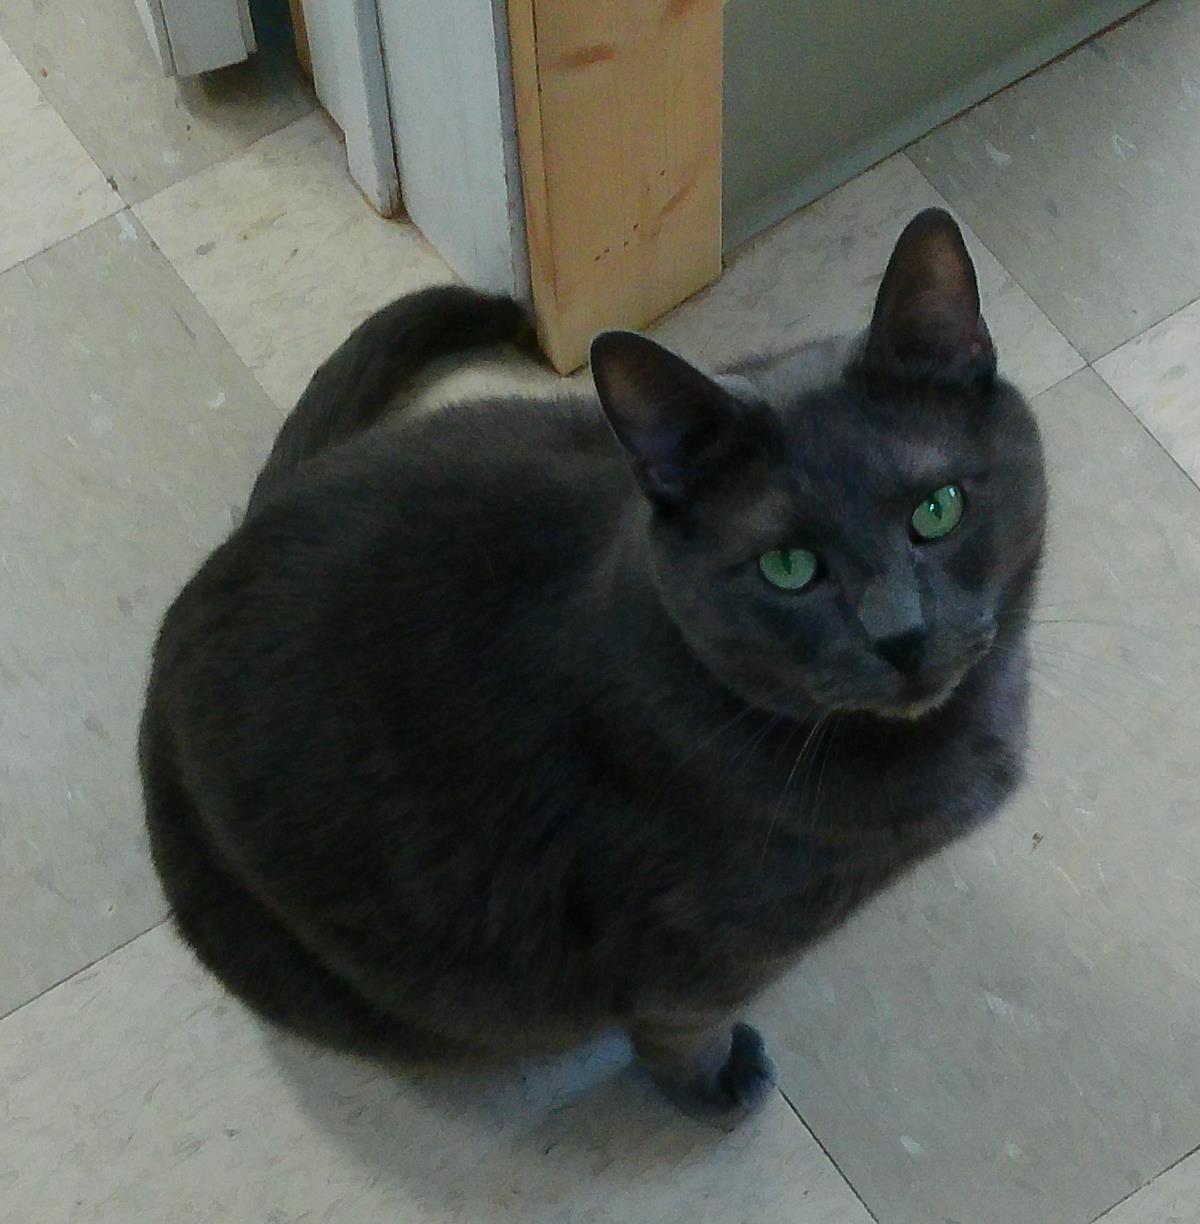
[591,209,1046,721]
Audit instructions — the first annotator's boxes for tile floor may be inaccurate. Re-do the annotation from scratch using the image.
[3,2,1200,1222]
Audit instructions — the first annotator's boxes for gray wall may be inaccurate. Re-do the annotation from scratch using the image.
[723,0,1146,247]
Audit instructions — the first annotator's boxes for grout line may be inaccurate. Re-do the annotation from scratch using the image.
[1087,1137,1200,1223]
[0,205,283,424]
[0,207,126,282]
[131,106,332,221]
[121,203,290,417]
[1091,357,1200,498]
[0,918,168,1027]
[906,145,1196,377]
[1089,292,1200,367]
[4,37,130,212]
[900,78,1199,380]
[1029,355,1200,539]
[903,146,1200,504]
[901,0,1156,154]
[8,22,318,220]
[129,110,342,417]
[1029,363,1089,403]
[133,225,291,418]
[900,151,1088,383]
[776,1086,882,1222]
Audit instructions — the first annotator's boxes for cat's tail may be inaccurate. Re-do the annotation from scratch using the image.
[248,284,531,511]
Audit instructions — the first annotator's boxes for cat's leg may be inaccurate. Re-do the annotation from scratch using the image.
[630,1012,777,1125]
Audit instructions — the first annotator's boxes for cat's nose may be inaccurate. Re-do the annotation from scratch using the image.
[873,628,927,675]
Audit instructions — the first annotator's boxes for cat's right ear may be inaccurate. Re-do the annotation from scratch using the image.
[590,331,740,505]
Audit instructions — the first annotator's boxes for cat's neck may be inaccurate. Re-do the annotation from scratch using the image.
[569,497,804,748]
[554,492,1028,846]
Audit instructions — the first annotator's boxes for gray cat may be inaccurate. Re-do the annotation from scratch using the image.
[140,209,1046,1122]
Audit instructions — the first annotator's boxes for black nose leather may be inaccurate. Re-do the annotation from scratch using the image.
[874,628,926,674]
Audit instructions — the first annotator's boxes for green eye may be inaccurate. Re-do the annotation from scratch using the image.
[759,547,819,591]
[912,483,965,540]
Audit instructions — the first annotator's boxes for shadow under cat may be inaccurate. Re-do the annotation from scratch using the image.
[264,1023,797,1210]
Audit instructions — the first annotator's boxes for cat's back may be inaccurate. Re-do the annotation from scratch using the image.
[148,389,626,788]
[251,385,626,546]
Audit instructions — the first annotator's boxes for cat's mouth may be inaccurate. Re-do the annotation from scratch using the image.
[867,628,997,721]
[886,685,960,721]
[860,667,968,722]
[791,663,967,722]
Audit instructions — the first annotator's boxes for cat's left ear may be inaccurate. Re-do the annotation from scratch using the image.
[590,331,745,504]
[864,208,996,392]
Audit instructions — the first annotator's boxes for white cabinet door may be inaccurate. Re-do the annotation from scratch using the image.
[134,0,256,77]
[377,0,527,298]
[303,0,400,216]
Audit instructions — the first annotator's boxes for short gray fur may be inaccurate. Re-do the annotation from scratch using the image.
[140,210,1045,1124]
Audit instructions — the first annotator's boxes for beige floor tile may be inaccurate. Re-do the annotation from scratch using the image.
[1093,1148,1200,1223]
[136,112,457,411]
[753,369,1200,1224]
[0,213,282,1018]
[1095,297,1200,486]
[0,925,873,1224]
[0,0,313,204]
[653,154,1083,400]
[910,0,1200,361]
[0,33,119,274]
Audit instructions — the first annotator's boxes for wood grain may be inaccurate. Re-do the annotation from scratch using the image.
[288,0,312,79]
[508,0,723,372]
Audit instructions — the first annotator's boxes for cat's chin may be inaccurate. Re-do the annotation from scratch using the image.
[753,680,960,724]
[860,675,964,722]
[870,691,955,722]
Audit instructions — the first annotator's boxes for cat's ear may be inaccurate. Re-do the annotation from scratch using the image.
[864,208,996,392]
[590,331,743,504]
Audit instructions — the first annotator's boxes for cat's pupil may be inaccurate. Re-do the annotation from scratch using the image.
[759,547,818,590]
[912,484,964,541]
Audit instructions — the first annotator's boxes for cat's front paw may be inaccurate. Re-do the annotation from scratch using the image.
[715,1022,777,1112]
[651,1023,777,1129]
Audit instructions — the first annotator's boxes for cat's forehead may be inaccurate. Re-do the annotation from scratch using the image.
[774,388,972,494]
[698,412,968,560]
[730,334,983,479]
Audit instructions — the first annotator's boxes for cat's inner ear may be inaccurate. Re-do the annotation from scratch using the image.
[864,207,996,391]
[590,331,740,503]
